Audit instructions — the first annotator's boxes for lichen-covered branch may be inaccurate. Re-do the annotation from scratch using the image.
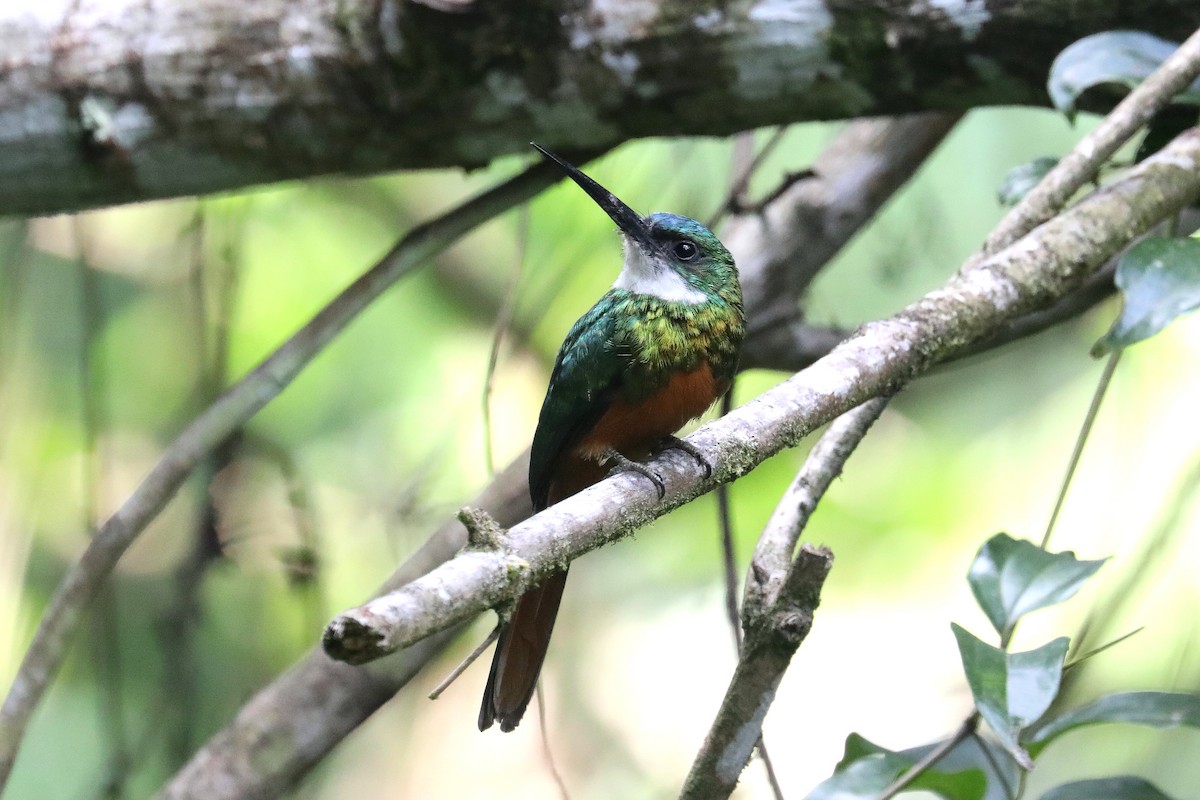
[4,0,1200,214]
[680,544,834,800]
[322,129,1200,665]
[743,398,889,619]
[678,398,886,799]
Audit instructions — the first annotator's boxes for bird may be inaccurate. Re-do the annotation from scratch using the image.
[478,144,745,732]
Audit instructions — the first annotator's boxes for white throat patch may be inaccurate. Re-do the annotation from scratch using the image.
[612,239,707,304]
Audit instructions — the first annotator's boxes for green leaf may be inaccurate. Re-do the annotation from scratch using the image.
[997,157,1059,206]
[967,533,1106,639]
[952,625,1069,768]
[806,734,986,800]
[1041,776,1176,800]
[1093,237,1200,356]
[1029,691,1200,755]
[1048,31,1200,121]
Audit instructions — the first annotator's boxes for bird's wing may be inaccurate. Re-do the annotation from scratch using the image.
[528,299,632,511]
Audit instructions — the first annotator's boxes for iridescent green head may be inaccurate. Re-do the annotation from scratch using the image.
[532,144,739,306]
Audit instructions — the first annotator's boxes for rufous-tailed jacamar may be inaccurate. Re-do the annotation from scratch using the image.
[478,144,745,732]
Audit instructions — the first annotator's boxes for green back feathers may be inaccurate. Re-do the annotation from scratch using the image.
[528,211,745,510]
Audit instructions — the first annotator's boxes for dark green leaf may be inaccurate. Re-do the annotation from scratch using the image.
[807,734,985,800]
[1029,691,1200,755]
[1093,237,1200,356]
[997,157,1059,206]
[967,533,1106,639]
[952,625,1069,768]
[1048,32,1200,121]
[1041,776,1176,800]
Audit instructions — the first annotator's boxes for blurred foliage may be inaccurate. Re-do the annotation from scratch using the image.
[2,106,1200,799]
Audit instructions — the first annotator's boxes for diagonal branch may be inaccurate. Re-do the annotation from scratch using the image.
[322,129,1200,665]
[743,397,891,619]
[0,155,577,790]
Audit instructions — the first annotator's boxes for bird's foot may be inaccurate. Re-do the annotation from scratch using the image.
[656,435,713,479]
[601,448,666,500]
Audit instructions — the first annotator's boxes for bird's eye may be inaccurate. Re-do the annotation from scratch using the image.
[672,240,698,260]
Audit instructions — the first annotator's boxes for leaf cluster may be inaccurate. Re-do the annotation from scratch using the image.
[807,533,1198,799]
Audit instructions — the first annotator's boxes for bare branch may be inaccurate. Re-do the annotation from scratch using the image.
[322,129,1200,665]
[0,157,568,789]
[679,398,887,798]
[744,398,889,618]
[680,545,833,800]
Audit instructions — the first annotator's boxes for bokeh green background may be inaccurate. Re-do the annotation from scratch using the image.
[2,107,1198,798]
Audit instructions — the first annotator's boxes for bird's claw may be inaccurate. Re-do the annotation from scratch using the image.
[601,449,666,500]
[657,435,713,479]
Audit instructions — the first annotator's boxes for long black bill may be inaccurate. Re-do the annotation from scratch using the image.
[531,143,659,254]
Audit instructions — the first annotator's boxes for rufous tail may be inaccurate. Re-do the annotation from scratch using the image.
[478,569,569,732]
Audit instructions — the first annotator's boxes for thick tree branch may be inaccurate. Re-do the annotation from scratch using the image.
[4,1,1200,214]
[322,129,1200,664]
[0,157,569,790]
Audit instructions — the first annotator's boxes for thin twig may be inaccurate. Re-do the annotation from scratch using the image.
[1041,350,1121,549]
[756,737,786,800]
[876,715,979,800]
[483,206,530,477]
[746,398,889,615]
[427,627,500,700]
[705,127,788,230]
[536,682,571,800]
[1061,453,1200,698]
[0,154,583,789]
[971,730,1017,800]
[1063,626,1144,670]
[716,390,742,652]
[730,169,815,216]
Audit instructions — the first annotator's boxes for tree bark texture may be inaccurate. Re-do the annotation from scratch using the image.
[3,0,1200,214]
